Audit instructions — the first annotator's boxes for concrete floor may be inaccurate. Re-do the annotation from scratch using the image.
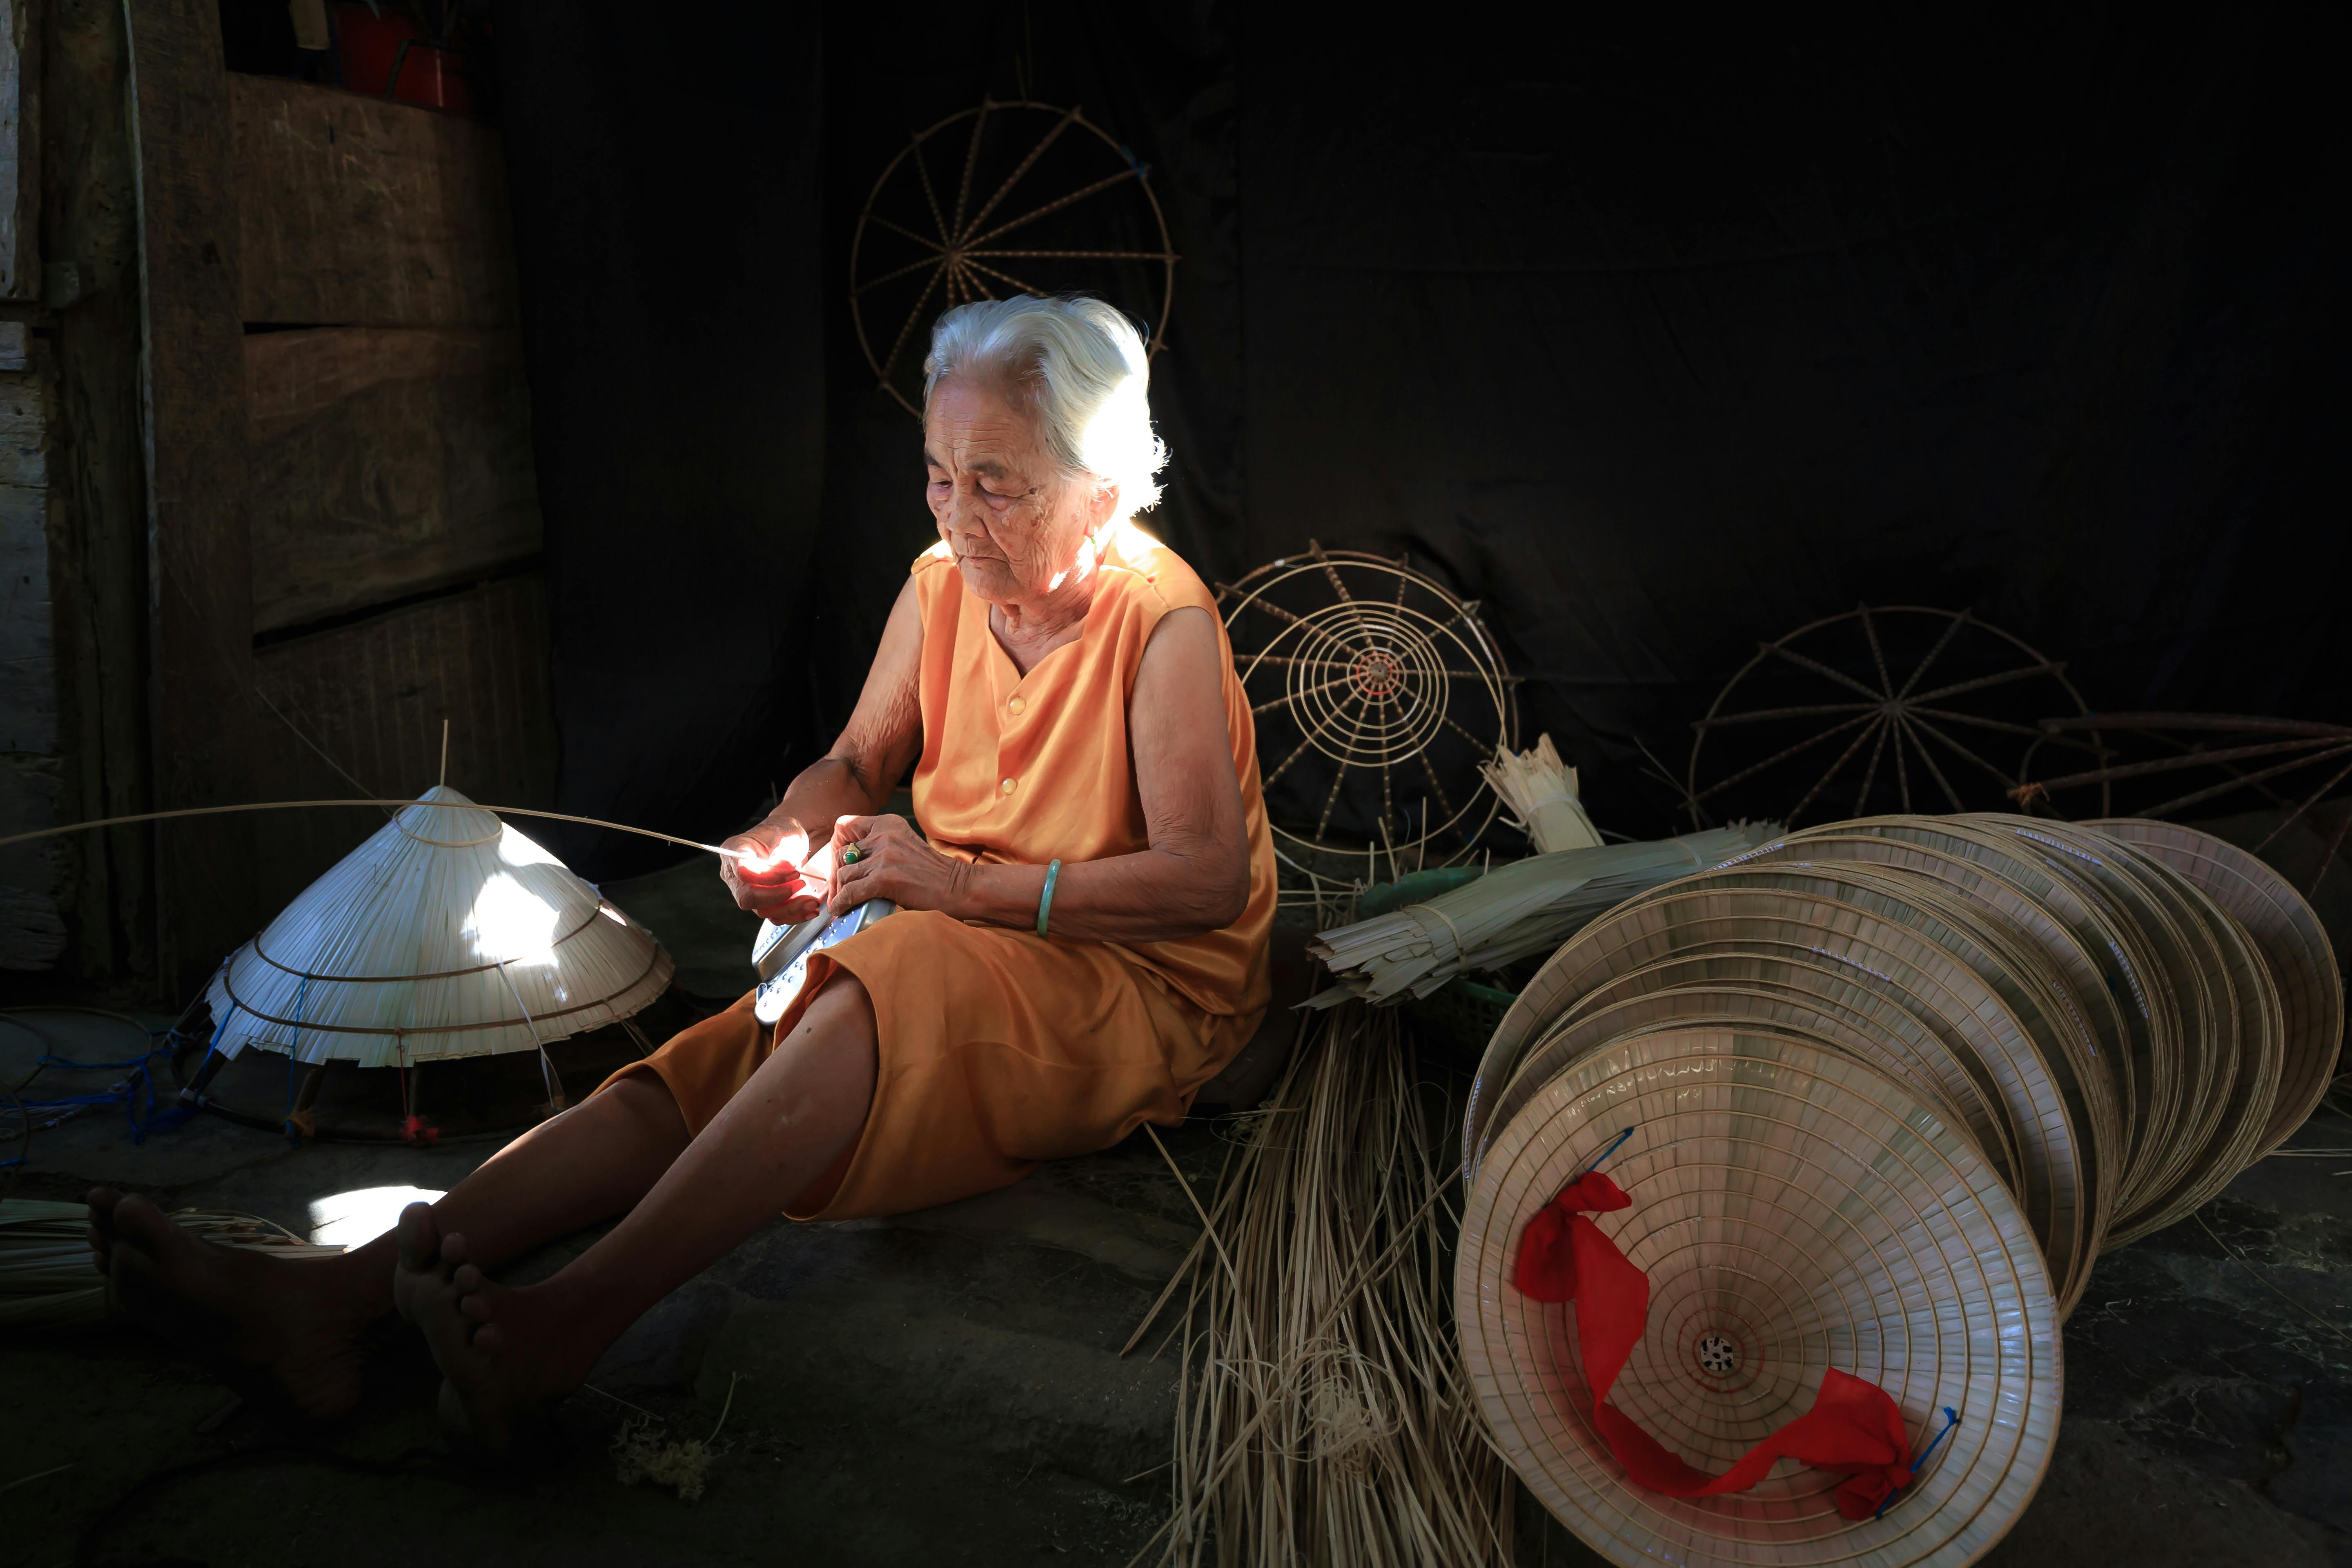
[7,829,2350,1567]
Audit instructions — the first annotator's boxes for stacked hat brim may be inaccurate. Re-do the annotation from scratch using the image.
[2087,819,2342,1158]
[205,786,674,1067]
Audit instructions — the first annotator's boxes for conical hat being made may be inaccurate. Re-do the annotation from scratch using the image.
[2088,817,2341,1157]
[204,786,674,1067]
[1458,1027,2059,1568]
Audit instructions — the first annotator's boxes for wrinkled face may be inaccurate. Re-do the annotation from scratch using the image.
[924,375,1114,605]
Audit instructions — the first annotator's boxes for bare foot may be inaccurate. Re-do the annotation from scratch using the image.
[87,1185,125,1276]
[93,1187,381,1421]
[393,1203,586,1459]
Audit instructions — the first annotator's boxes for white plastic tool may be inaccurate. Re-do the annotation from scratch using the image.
[751,899,895,1025]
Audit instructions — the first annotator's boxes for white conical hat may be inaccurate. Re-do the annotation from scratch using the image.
[203,786,674,1067]
[1459,1027,2060,1568]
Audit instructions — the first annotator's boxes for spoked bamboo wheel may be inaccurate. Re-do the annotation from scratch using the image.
[1220,543,1518,868]
[1687,607,2098,829]
[849,98,1178,416]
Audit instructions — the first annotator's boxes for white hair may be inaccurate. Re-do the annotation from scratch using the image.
[922,294,1169,520]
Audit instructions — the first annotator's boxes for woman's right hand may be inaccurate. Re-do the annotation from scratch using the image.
[719,820,824,924]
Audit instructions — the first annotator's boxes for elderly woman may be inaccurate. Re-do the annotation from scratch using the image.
[87,296,1274,1447]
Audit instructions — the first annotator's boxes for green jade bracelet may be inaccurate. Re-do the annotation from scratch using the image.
[1037,858,1062,937]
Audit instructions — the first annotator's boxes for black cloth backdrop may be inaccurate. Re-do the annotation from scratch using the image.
[495,7,2347,874]
[494,5,827,877]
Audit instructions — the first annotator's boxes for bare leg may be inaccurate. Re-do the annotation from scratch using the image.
[397,974,878,1452]
[88,1071,693,1419]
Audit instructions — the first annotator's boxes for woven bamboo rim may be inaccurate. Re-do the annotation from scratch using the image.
[2092,854,2281,1246]
[1499,998,1984,1180]
[1457,1027,2059,1568]
[2088,818,2341,1156]
[1488,895,2080,1300]
[220,941,670,1037]
[1693,864,2122,1254]
[1477,884,2096,1312]
[1497,958,2018,1194]
[1978,817,2219,1217]
[1745,831,2148,1206]
[1786,816,2180,1202]
[1523,950,2029,1183]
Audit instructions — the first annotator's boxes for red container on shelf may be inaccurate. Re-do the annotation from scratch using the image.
[335,4,472,114]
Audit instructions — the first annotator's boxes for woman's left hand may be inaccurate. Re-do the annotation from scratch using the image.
[826,813,969,917]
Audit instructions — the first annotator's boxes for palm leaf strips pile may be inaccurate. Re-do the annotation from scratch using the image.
[1139,1004,1510,1567]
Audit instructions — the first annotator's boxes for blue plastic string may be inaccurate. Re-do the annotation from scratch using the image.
[1876,1405,1961,1519]
[1577,1127,1636,1178]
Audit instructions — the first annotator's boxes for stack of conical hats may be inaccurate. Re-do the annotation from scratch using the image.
[204,786,674,1067]
[1457,814,2341,1566]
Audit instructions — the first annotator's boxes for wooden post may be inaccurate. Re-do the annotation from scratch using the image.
[41,0,159,987]
[124,0,255,994]
[0,0,40,302]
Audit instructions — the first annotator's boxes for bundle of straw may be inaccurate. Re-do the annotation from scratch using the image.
[1307,824,1779,1005]
[0,1199,344,1329]
[1479,734,1600,854]
[1134,1004,1510,1567]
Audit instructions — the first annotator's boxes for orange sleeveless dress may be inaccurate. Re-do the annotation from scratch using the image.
[600,528,1276,1220]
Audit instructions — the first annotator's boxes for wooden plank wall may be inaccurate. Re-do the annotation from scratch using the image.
[0,347,65,968]
[232,75,518,327]
[25,18,555,989]
[0,0,56,970]
[229,74,553,922]
[233,75,543,633]
[245,325,540,630]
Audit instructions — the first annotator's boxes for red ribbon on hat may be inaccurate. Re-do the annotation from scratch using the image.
[1515,1170,1922,1519]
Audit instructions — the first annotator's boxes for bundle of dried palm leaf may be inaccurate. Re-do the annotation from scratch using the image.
[0,1199,343,1330]
[1307,824,1778,1005]
[1132,1004,1510,1567]
[1479,734,1601,854]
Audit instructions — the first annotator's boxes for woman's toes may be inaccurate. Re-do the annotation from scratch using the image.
[441,1231,472,1268]
[111,1192,176,1250]
[395,1202,441,1271]
[86,1186,123,1261]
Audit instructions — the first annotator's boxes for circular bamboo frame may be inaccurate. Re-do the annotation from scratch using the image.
[849,98,1178,416]
[1687,608,2099,830]
[1219,543,1518,867]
